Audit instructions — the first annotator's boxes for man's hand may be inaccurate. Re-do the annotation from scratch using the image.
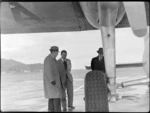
[51,81,56,85]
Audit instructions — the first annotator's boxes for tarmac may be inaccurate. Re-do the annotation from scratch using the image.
[1,67,149,112]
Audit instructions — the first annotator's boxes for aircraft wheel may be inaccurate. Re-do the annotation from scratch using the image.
[84,71,109,112]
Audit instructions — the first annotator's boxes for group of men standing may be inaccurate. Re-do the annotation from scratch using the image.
[43,46,75,112]
[43,46,106,112]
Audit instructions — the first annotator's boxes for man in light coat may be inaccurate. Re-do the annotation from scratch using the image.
[43,46,62,112]
[58,50,75,112]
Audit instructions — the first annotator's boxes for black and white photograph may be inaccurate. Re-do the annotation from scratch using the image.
[1,1,149,112]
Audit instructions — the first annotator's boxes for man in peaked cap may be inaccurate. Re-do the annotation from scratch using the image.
[43,46,62,112]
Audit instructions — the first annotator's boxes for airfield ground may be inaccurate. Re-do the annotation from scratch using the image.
[1,67,149,112]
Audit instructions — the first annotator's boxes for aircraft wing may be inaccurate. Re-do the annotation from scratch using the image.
[1,2,149,34]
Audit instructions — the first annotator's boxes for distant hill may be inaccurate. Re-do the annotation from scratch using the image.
[1,58,43,73]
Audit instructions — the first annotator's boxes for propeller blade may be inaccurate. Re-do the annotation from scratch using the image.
[123,2,147,37]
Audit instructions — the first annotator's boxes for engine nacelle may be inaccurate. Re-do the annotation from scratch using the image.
[79,2,125,28]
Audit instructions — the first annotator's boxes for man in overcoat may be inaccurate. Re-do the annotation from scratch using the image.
[58,50,75,111]
[43,46,62,112]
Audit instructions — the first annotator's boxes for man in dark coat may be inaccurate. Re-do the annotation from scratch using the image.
[91,47,112,96]
[91,48,106,73]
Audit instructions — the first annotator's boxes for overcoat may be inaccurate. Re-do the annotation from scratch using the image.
[91,56,106,73]
[43,54,62,98]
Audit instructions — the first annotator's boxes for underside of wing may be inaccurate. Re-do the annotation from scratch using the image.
[1,2,96,34]
[1,2,149,34]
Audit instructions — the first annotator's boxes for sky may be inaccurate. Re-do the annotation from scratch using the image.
[1,27,147,69]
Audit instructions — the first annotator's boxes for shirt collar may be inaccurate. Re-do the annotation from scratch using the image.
[98,55,103,60]
[61,58,66,62]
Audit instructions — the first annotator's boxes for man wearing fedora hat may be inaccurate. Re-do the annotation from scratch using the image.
[43,46,62,112]
[91,47,106,72]
[91,48,111,97]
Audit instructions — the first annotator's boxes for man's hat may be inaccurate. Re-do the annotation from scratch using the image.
[97,48,103,53]
[49,46,59,51]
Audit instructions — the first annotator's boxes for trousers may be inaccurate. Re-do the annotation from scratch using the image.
[61,76,74,108]
[48,98,61,112]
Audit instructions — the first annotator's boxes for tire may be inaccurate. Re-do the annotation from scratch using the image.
[84,71,109,112]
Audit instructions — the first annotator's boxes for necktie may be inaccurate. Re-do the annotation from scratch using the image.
[53,58,57,63]
[63,60,67,70]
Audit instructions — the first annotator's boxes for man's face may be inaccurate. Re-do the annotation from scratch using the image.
[61,52,67,59]
[53,51,59,58]
[98,52,103,57]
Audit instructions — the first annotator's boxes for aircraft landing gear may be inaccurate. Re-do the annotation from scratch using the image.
[84,71,109,112]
